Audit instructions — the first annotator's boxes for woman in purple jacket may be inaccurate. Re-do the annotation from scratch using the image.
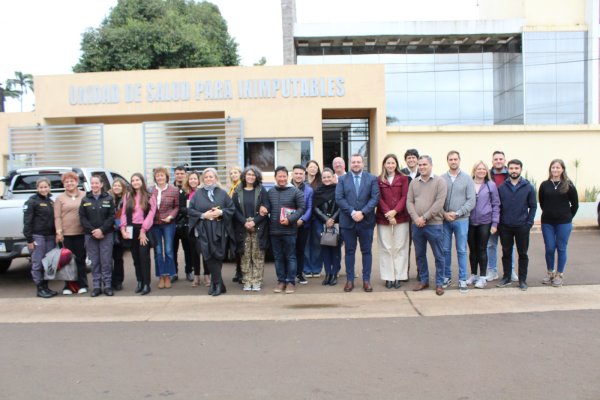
[467,161,500,288]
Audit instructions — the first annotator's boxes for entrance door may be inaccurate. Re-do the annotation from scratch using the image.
[322,118,370,171]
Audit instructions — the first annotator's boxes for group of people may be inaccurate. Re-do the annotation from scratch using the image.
[23,149,579,298]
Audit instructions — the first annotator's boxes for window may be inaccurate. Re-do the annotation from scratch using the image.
[244,140,311,172]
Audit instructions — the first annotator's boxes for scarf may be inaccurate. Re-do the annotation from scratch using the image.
[204,184,216,201]
[313,183,336,207]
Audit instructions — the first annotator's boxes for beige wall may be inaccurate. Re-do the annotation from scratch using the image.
[478,0,586,27]
[387,125,600,199]
[1,64,386,183]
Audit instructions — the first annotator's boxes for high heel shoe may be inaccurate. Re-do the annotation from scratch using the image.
[192,276,199,287]
[204,275,211,287]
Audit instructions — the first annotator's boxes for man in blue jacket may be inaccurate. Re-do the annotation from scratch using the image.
[496,159,537,291]
[336,153,380,292]
[291,164,313,285]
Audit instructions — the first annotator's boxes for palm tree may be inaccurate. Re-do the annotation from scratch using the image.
[2,82,21,99]
[6,71,33,112]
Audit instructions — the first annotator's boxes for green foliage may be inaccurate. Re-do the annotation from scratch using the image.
[6,71,33,111]
[2,82,22,99]
[584,186,599,202]
[254,57,267,66]
[73,0,239,72]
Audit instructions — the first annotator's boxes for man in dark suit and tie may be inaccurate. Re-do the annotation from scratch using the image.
[335,153,380,292]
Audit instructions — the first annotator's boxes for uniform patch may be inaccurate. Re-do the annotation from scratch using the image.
[83,202,92,207]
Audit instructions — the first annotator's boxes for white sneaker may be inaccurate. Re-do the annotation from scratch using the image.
[77,287,88,294]
[485,270,499,281]
[474,277,487,289]
[252,284,261,292]
[458,280,469,293]
[243,284,252,291]
[466,274,479,286]
[511,271,519,282]
[62,288,73,295]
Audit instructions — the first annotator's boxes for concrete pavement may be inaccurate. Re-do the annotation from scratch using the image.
[2,284,600,323]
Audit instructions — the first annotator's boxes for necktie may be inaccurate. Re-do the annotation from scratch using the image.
[208,189,214,202]
[354,175,360,196]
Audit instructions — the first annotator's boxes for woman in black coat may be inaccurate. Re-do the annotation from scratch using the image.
[232,165,270,292]
[312,168,341,286]
[187,168,235,296]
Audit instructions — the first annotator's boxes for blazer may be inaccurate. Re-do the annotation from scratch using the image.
[335,171,380,229]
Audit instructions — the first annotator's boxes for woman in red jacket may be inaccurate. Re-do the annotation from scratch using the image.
[376,154,410,289]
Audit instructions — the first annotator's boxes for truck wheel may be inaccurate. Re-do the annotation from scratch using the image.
[0,259,11,274]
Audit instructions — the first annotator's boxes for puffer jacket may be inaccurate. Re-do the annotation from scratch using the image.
[267,184,306,236]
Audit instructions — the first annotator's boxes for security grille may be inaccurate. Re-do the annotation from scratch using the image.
[8,124,104,170]
[143,118,244,183]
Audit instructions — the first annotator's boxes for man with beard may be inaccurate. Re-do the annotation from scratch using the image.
[336,154,380,292]
[441,150,476,293]
[496,159,537,291]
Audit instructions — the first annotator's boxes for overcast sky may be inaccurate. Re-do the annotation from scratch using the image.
[0,0,479,112]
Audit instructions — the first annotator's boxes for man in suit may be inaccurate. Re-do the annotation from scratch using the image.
[335,153,380,292]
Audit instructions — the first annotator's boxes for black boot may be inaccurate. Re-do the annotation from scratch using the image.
[208,282,216,295]
[42,280,58,296]
[141,284,151,295]
[37,283,54,298]
[212,282,223,296]
[329,275,338,286]
[135,281,143,294]
[322,275,331,285]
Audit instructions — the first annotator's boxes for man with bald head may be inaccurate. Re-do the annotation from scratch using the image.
[332,157,346,183]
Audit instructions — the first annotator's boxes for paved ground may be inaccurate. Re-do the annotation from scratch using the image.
[1,230,599,297]
[1,230,599,400]
[1,311,600,400]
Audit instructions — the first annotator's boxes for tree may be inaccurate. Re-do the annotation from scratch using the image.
[254,57,267,66]
[73,0,239,72]
[2,82,22,99]
[6,71,33,112]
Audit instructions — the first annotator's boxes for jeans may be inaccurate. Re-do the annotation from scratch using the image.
[411,224,445,287]
[304,222,323,274]
[296,226,309,277]
[442,219,469,282]
[499,224,531,282]
[271,235,297,284]
[541,222,573,273]
[487,231,515,272]
[467,224,491,276]
[152,223,177,277]
[340,224,375,281]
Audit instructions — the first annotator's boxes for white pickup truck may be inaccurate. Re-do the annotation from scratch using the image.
[0,167,127,273]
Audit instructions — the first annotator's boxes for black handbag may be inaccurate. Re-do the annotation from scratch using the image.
[320,227,339,247]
